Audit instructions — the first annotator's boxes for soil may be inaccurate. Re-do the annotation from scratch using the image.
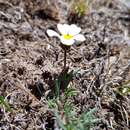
[0,0,130,130]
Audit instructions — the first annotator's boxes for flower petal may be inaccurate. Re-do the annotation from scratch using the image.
[47,29,60,38]
[57,24,70,35]
[69,24,81,36]
[60,36,75,46]
[73,34,86,42]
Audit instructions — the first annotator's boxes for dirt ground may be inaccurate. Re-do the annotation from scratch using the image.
[0,0,130,130]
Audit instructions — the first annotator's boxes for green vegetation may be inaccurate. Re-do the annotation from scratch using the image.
[0,96,11,112]
[114,80,130,96]
[47,79,100,130]
[54,69,79,98]
[70,0,93,18]
[55,108,100,130]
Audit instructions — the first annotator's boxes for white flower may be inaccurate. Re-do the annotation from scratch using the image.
[47,24,85,46]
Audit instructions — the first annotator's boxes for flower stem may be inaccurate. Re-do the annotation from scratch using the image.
[64,49,67,69]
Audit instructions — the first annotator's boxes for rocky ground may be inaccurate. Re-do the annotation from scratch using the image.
[0,0,130,130]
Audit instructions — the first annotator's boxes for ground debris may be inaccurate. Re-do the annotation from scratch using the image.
[0,0,130,130]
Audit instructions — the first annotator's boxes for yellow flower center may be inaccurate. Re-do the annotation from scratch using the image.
[63,34,73,40]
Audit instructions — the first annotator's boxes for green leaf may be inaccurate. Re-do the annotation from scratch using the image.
[0,96,12,112]
[115,85,130,96]
[47,98,57,108]
[54,110,67,130]
[64,87,77,98]
[55,79,61,98]
[54,69,78,98]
